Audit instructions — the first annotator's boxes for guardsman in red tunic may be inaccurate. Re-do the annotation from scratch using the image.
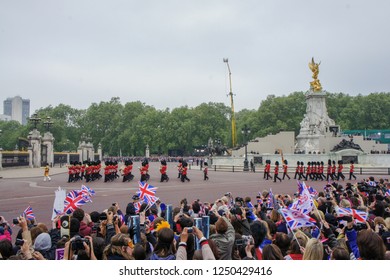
[318,161,325,181]
[122,160,130,182]
[67,161,74,183]
[140,161,148,182]
[177,159,183,179]
[203,162,209,180]
[114,161,119,180]
[104,161,111,182]
[294,161,300,179]
[85,162,93,182]
[337,160,345,181]
[306,162,312,181]
[181,161,190,182]
[273,161,282,182]
[349,160,356,180]
[326,159,333,181]
[160,159,169,182]
[127,160,134,181]
[74,162,81,182]
[264,160,272,180]
[312,162,318,181]
[282,159,290,180]
[95,161,102,181]
[331,160,337,180]
[144,159,150,181]
[298,161,306,181]
[80,161,86,180]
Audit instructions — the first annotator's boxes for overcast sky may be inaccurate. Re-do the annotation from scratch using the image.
[1,0,389,114]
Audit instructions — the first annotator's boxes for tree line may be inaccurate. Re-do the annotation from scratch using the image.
[0,92,389,156]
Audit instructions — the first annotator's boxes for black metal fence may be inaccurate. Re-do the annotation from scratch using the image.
[1,152,29,168]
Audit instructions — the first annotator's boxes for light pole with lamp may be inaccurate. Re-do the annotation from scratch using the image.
[241,124,250,171]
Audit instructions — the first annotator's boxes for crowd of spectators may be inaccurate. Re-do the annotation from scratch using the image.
[1,176,389,260]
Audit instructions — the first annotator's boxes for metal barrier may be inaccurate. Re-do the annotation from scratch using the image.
[210,165,390,175]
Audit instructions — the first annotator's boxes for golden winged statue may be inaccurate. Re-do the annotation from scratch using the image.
[308,57,322,92]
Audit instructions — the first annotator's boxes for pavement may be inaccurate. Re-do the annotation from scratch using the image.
[0,166,67,179]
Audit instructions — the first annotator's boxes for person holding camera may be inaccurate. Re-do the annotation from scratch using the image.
[209,209,235,260]
[72,208,94,237]
[63,235,97,260]
[176,226,215,260]
[102,210,121,245]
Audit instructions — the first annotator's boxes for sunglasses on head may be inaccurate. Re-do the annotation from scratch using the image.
[126,240,134,249]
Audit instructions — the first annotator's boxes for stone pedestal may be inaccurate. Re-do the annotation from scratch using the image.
[28,129,42,168]
[78,141,95,162]
[42,132,55,166]
[28,147,33,168]
[98,143,102,161]
[145,144,150,158]
[296,90,335,154]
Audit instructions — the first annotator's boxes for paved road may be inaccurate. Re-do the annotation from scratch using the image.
[0,162,377,240]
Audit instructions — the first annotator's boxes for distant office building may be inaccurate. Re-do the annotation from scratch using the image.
[0,114,12,121]
[3,96,30,125]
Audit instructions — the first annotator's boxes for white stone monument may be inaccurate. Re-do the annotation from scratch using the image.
[145,144,150,158]
[28,129,42,168]
[296,58,336,154]
[42,131,55,166]
[78,134,94,162]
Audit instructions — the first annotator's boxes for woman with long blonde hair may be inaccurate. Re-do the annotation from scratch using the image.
[303,238,323,260]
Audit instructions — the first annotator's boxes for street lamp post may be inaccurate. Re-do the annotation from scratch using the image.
[29,113,41,129]
[241,124,251,171]
[43,117,54,132]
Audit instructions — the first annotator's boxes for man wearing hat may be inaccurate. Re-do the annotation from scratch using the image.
[349,160,356,180]
[273,161,282,182]
[160,159,169,182]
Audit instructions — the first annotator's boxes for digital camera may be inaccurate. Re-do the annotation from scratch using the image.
[71,236,90,251]
[15,238,24,246]
[186,227,193,233]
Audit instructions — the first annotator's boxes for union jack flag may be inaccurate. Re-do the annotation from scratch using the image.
[280,208,317,230]
[144,194,159,206]
[334,206,368,223]
[80,185,95,198]
[385,189,390,197]
[307,186,318,197]
[136,181,158,200]
[367,181,377,187]
[63,190,89,214]
[134,201,142,214]
[23,206,35,220]
[297,180,306,195]
[267,188,279,210]
[297,181,318,198]
[289,185,314,215]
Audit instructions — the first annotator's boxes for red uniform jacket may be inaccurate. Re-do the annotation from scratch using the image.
[160,165,167,174]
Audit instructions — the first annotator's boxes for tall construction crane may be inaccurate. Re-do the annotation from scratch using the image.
[223,58,237,148]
